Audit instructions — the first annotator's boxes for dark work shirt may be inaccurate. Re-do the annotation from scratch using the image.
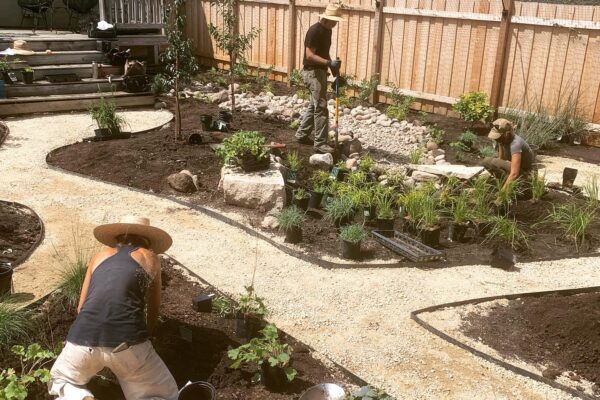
[501,134,534,172]
[303,22,332,69]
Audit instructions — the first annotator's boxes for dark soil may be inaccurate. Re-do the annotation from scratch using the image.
[461,292,600,394]
[0,200,43,267]
[0,258,359,399]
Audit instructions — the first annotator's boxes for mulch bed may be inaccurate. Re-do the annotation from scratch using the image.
[1,258,359,399]
[0,200,43,267]
[461,292,600,395]
[46,88,600,266]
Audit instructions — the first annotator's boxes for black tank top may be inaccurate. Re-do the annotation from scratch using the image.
[67,245,151,347]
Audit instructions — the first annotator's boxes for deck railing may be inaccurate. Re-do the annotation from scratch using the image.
[102,0,165,28]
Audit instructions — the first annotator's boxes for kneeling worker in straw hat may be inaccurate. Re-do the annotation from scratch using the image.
[295,3,344,154]
[49,216,179,400]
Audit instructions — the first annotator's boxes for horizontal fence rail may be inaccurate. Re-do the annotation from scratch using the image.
[185,0,600,123]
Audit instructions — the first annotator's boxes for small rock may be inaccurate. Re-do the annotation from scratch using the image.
[378,119,392,127]
[411,171,440,182]
[309,153,334,169]
[261,215,279,229]
[426,141,439,151]
[209,90,229,104]
[338,134,353,143]
[349,153,360,159]
[542,367,561,380]
[229,83,240,93]
[346,158,358,169]
[154,101,167,110]
[167,173,196,193]
[343,139,362,156]
[434,154,445,162]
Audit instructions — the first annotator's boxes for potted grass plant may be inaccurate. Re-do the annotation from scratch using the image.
[90,96,125,138]
[234,286,268,339]
[448,191,471,242]
[324,196,355,231]
[494,177,521,215]
[276,206,304,244]
[417,197,442,248]
[398,188,426,235]
[228,324,297,391]
[286,151,300,184]
[292,188,309,210]
[308,170,331,209]
[331,160,349,182]
[469,175,493,237]
[339,223,368,260]
[21,67,34,84]
[216,131,271,172]
[375,190,395,233]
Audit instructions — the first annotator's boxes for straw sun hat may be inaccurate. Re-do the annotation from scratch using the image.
[94,216,173,254]
[319,3,345,22]
[10,40,35,56]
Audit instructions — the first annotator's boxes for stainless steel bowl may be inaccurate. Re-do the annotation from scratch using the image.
[299,383,346,400]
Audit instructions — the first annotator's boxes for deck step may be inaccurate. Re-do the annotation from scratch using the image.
[0,38,99,52]
[33,64,122,80]
[0,92,155,116]
[6,78,124,97]
[7,51,106,66]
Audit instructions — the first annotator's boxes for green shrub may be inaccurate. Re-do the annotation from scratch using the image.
[276,206,305,231]
[478,145,496,158]
[289,120,299,130]
[236,286,268,317]
[151,73,168,95]
[359,154,376,172]
[429,125,445,144]
[347,171,369,188]
[324,196,355,223]
[289,69,304,87]
[385,84,413,121]
[458,130,477,149]
[0,344,59,400]
[239,83,252,93]
[309,170,332,193]
[356,75,379,105]
[215,131,269,166]
[294,188,307,200]
[0,302,33,347]
[452,91,493,126]
[339,224,368,244]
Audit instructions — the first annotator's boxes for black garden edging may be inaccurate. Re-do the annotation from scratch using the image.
[411,286,600,400]
[0,200,45,268]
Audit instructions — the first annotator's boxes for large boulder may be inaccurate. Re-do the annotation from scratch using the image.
[221,165,285,210]
[309,153,334,169]
[167,172,196,193]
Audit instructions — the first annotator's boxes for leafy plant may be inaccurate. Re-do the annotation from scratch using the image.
[409,148,423,164]
[429,124,445,144]
[359,154,376,172]
[0,57,10,73]
[583,176,599,210]
[294,188,307,200]
[150,73,168,95]
[494,177,521,211]
[276,206,305,231]
[287,151,300,172]
[161,0,199,139]
[309,170,332,193]
[212,296,234,317]
[543,204,595,251]
[289,69,304,87]
[324,196,354,223]
[450,191,472,224]
[356,75,379,105]
[0,344,58,400]
[486,216,528,249]
[235,286,268,317]
[90,96,125,133]
[385,171,405,190]
[385,83,413,121]
[346,385,394,400]
[531,174,546,202]
[376,191,395,219]
[208,0,260,118]
[289,120,299,130]
[458,130,477,149]
[339,224,368,244]
[239,82,252,93]
[478,145,496,158]
[0,302,33,347]
[452,91,493,127]
[417,196,441,229]
[255,65,274,93]
[228,324,297,383]
[215,131,269,166]
[347,171,369,188]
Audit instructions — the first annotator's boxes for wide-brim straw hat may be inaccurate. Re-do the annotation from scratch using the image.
[320,3,344,22]
[94,216,173,254]
[11,40,35,55]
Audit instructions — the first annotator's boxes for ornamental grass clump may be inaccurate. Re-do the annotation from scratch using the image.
[486,216,529,250]
[276,206,304,231]
[417,197,441,230]
[324,196,354,225]
[531,174,546,202]
[583,176,599,210]
[494,177,521,212]
[450,191,472,225]
[359,153,376,172]
[216,131,269,167]
[90,96,125,134]
[478,145,496,158]
[408,148,423,164]
[376,191,395,220]
[543,204,595,251]
[0,301,33,347]
[339,224,368,244]
[287,151,300,172]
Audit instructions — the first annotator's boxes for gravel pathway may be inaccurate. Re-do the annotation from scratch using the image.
[2,111,600,399]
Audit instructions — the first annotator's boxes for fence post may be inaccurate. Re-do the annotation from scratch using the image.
[370,0,385,103]
[490,0,515,119]
[287,0,297,85]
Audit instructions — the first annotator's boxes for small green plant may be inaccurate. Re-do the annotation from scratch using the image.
[359,154,376,172]
[409,148,423,164]
[543,204,595,251]
[385,84,413,121]
[90,96,125,133]
[0,302,33,347]
[494,177,521,211]
[239,82,252,93]
[151,73,167,95]
[294,188,307,200]
[228,324,297,383]
[287,151,300,172]
[346,385,394,400]
[23,67,33,73]
[276,206,305,231]
[0,57,10,73]
[215,131,269,166]
[478,145,496,158]
[212,296,234,317]
[417,197,441,229]
[0,344,58,400]
[452,91,493,127]
[429,125,445,144]
[324,196,355,223]
[470,175,493,221]
[583,176,599,210]
[356,75,379,105]
[289,120,299,130]
[255,65,274,92]
[296,88,309,100]
[398,188,427,220]
[236,286,268,317]
[376,191,395,219]
[531,174,546,202]
[385,171,405,190]
[309,170,332,193]
[458,130,477,149]
[486,216,528,249]
[450,191,472,224]
[339,224,368,244]
[347,171,369,188]
[231,58,249,79]
[289,69,303,87]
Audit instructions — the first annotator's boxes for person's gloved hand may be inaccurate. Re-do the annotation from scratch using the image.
[328,59,341,76]
[330,75,348,92]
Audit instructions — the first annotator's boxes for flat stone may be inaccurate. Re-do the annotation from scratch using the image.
[408,164,485,180]
[411,171,440,182]
[434,154,445,162]
[221,165,285,209]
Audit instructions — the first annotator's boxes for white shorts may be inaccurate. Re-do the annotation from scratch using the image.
[49,340,179,400]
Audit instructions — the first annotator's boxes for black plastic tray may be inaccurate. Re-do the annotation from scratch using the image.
[372,230,445,262]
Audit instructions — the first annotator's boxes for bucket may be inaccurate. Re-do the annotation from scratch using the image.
[308,191,323,210]
[178,381,216,400]
[0,264,13,296]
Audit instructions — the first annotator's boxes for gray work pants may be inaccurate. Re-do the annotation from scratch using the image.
[296,69,329,147]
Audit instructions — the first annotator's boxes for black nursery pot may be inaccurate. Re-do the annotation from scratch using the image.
[235,314,264,339]
[419,226,441,248]
[340,240,361,260]
[284,226,302,244]
[363,205,377,220]
[402,216,417,236]
[21,70,34,84]
[200,115,212,131]
[377,218,394,233]
[94,128,112,138]
[0,264,13,296]
[292,194,309,211]
[178,381,217,400]
[449,222,469,242]
[261,364,289,391]
[308,191,323,209]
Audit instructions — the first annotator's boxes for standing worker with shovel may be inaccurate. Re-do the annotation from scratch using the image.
[295,3,344,154]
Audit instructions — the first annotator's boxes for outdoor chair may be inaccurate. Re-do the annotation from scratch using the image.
[64,0,98,32]
[18,0,54,32]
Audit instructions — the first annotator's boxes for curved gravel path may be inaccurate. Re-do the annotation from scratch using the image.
[2,111,600,399]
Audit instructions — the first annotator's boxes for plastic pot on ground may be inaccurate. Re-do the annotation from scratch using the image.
[0,263,13,296]
[363,205,377,221]
[21,70,34,84]
[200,115,213,131]
[261,363,290,392]
[377,218,394,233]
[340,240,361,260]
[448,222,469,242]
[284,226,302,244]
[308,191,323,209]
[235,313,264,339]
[178,381,217,400]
[419,226,441,248]
[292,192,310,211]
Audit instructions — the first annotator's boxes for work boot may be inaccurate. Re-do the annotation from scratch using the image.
[296,136,314,146]
[314,144,335,154]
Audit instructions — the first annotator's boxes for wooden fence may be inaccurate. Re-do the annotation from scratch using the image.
[184,0,600,123]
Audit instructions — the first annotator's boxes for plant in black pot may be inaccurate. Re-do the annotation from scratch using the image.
[234,286,268,339]
[90,96,125,138]
[331,160,349,182]
[358,186,377,221]
[21,67,34,84]
[417,197,442,248]
[324,195,354,231]
[228,323,297,391]
[375,190,395,234]
[308,170,331,210]
[339,223,368,260]
[447,191,471,243]
[398,188,426,236]
[0,56,18,84]
[276,206,305,244]
[216,131,270,172]
[292,188,310,210]
[469,175,494,237]
[286,151,300,184]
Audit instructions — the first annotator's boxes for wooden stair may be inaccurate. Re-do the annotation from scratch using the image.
[0,34,155,117]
